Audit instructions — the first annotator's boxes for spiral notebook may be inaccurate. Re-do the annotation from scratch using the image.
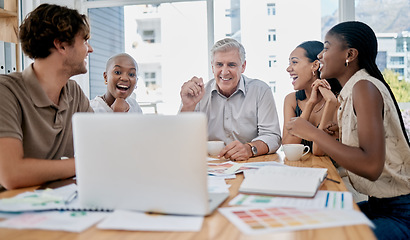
[239,166,328,198]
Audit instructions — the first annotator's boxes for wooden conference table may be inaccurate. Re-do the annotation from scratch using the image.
[0,153,375,240]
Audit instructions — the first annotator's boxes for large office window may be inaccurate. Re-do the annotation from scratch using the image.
[84,0,322,121]
[81,0,342,118]
[321,0,339,39]
[86,1,208,114]
[320,0,410,84]
[355,0,410,83]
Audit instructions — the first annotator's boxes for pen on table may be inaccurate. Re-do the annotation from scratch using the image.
[325,192,330,207]
[65,191,78,205]
[325,177,340,184]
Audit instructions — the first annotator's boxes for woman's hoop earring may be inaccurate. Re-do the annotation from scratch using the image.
[345,59,349,67]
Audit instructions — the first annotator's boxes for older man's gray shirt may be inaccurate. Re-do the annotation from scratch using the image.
[194,75,281,153]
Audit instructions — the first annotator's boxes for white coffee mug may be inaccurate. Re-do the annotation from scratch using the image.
[207,141,225,156]
[282,144,310,161]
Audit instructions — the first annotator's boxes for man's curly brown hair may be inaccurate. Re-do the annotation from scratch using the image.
[19,4,90,59]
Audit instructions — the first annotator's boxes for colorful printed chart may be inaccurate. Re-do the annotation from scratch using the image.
[218,206,374,235]
[229,191,354,210]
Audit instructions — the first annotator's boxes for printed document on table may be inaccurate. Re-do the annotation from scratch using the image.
[230,191,353,210]
[208,176,230,193]
[0,211,108,232]
[207,156,219,161]
[219,206,374,235]
[0,184,78,212]
[98,209,204,232]
[0,184,111,212]
[0,212,21,219]
[208,161,244,176]
[207,161,285,179]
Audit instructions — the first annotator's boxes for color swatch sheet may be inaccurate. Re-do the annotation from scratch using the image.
[230,191,353,210]
[218,206,374,235]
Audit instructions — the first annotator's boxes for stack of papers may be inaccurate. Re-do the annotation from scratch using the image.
[208,161,243,178]
[207,161,285,179]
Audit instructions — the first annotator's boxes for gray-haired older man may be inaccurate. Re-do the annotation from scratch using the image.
[180,38,281,161]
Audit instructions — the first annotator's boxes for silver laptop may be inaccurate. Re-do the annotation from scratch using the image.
[72,112,228,216]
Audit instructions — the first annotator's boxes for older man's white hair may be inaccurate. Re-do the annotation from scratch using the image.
[210,38,246,64]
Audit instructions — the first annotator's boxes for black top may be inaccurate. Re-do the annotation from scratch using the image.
[295,90,313,152]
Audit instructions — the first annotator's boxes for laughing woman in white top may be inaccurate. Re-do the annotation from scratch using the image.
[91,53,142,113]
[286,21,410,240]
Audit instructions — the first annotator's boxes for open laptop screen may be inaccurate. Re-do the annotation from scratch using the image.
[72,112,210,215]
